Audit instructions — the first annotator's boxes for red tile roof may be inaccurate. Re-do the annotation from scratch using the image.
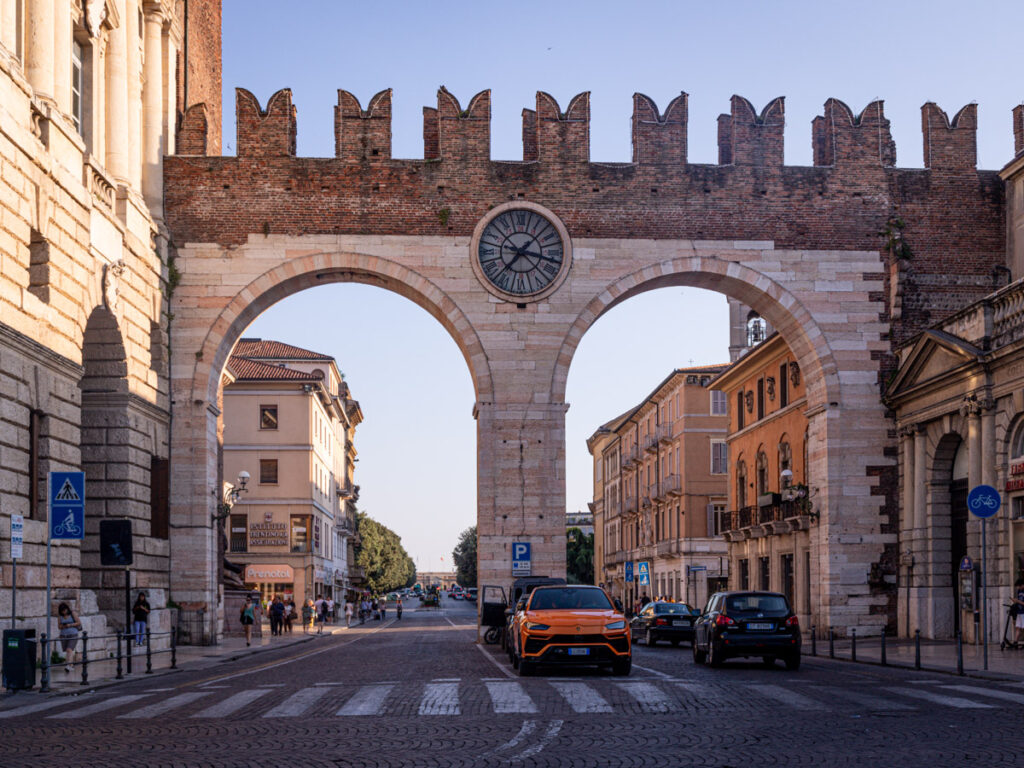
[226,356,323,382]
[233,338,332,361]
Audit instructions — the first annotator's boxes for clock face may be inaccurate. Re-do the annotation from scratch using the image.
[477,209,565,297]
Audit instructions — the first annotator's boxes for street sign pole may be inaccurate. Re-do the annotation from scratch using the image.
[45,474,52,659]
[966,483,1000,672]
[10,514,22,630]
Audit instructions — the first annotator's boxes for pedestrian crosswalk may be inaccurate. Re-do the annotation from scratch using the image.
[4,677,1024,721]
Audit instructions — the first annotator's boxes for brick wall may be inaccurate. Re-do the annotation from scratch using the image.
[176,0,222,155]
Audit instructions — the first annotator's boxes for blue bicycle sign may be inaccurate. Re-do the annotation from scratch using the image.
[967,484,1001,519]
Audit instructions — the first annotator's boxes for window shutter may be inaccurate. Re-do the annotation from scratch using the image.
[706,503,715,536]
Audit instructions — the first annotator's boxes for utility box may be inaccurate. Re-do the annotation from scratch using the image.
[2,629,37,690]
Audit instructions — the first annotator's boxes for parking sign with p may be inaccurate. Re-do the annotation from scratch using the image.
[512,541,531,576]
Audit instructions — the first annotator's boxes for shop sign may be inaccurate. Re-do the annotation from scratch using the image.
[315,568,326,582]
[1008,459,1024,492]
[249,520,288,546]
[313,518,321,553]
[244,563,294,581]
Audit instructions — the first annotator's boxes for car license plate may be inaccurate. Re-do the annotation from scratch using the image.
[673,620,688,627]
[568,647,590,656]
[747,622,773,631]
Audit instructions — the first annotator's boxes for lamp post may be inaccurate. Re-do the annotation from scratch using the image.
[213,471,250,522]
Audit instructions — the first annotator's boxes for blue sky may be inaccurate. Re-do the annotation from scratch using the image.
[225,0,1023,571]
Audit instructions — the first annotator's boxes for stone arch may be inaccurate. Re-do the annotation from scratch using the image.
[551,256,838,408]
[190,251,492,406]
[926,429,966,638]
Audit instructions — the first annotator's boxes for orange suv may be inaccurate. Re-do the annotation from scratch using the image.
[509,585,631,676]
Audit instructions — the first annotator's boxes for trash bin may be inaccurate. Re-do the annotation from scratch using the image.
[2,629,37,690]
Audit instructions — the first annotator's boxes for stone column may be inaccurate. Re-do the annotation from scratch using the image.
[125,0,142,189]
[104,0,129,181]
[913,426,927,533]
[25,0,55,101]
[0,0,16,54]
[53,0,72,114]
[141,3,164,216]
[899,425,916,636]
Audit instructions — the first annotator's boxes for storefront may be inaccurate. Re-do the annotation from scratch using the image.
[244,563,296,605]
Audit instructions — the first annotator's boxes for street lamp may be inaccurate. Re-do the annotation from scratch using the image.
[213,470,250,521]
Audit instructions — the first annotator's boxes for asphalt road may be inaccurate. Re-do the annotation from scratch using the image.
[3,594,1023,767]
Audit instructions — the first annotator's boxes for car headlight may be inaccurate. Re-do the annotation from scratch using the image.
[604,620,625,630]
[525,622,550,631]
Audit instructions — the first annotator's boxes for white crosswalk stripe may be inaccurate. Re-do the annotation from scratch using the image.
[263,686,331,717]
[550,681,613,713]
[750,684,826,710]
[616,681,675,713]
[49,694,149,719]
[118,692,211,719]
[419,682,460,715]
[486,681,538,714]
[940,685,1024,706]
[337,684,394,716]
[0,697,85,719]
[812,686,914,711]
[884,687,994,709]
[192,689,271,718]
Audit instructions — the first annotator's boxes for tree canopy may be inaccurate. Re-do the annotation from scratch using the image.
[566,527,594,585]
[452,526,477,588]
[354,512,416,593]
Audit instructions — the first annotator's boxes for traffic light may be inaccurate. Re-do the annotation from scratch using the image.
[99,519,133,566]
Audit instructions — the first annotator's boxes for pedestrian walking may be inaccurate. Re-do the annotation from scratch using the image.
[317,597,329,634]
[239,596,257,647]
[380,597,387,621]
[284,599,295,633]
[345,600,354,628]
[372,598,380,620]
[57,602,81,672]
[132,592,151,646]
[396,600,403,621]
[301,599,314,633]
[327,596,335,624]
[1014,577,1024,644]
[360,598,368,625]
[269,596,285,636]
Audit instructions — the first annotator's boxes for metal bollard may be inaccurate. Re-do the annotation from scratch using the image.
[914,629,921,670]
[80,632,89,686]
[170,626,177,669]
[829,626,835,658]
[957,630,964,676]
[881,628,887,666]
[115,631,123,680]
[851,628,857,663]
[125,631,132,676]
[145,628,152,674]
[811,625,817,656]
[39,634,50,693]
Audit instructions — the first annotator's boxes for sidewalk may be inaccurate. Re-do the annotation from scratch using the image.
[7,621,353,697]
[803,631,1024,681]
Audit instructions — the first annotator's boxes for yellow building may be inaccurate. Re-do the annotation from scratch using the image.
[223,339,361,605]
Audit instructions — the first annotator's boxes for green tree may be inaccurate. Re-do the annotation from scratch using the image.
[354,512,415,593]
[452,526,477,588]
[566,527,594,585]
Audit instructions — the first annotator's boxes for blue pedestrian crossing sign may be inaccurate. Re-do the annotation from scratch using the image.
[49,471,85,540]
[638,561,651,586]
[625,561,634,583]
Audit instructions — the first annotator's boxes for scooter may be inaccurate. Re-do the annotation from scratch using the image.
[999,604,1021,650]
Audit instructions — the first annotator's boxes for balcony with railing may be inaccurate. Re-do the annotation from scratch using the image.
[660,474,681,498]
[657,422,674,445]
[643,433,659,454]
[656,540,677,557]
[724,499,811,539]
[647,482,660,501]
[622,444,642,467]
[623,491,637,515]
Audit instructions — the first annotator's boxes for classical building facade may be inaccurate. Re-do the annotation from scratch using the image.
[712,333,817,623]
[0,1,218,639]
[222,339,361,606]
[590,366,729,612]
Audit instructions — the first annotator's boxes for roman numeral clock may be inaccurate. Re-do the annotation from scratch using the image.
[470,202,572,303]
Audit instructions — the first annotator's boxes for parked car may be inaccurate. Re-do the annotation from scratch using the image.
[630,601,698,646]
[508,585,631,676]
[692,591,801,670]
[465,588,478,603]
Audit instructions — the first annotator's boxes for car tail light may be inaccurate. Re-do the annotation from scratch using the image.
[785,615,799,628]
[655,618,667,626]
[714,614,734,627]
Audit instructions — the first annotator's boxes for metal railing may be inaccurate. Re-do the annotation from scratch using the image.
[809,625,964,676]
[39,627,177,692]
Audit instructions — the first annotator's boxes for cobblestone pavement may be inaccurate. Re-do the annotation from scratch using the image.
[3,597,1024,767]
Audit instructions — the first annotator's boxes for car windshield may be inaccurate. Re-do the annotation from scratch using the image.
[654,604,694,615]
[725,594,789,616]
[530,588,613,611]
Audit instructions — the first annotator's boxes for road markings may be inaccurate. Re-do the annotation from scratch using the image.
[118,692,211,719]
[313,682,347,686]
[337,684,394,716]
[941,685,1024,705]
[49,694,149,719]
[885,687,994,709]
[630,663,673,679]
[263,686,331,717]
[433,677,462,682]
[674,681,732,706]
[256,683,286,688]
[192,689,271,718]
[750,684,825,711]
[419,682,460,715]
[486,681,538,714]
[492,719,536,753]
[550,681,613,713]
[813,686,913,711]
[512,720,563,761]
[0,696,96,719]
[616,681,675,713]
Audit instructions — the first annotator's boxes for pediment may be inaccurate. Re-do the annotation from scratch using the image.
[888,330,982,398]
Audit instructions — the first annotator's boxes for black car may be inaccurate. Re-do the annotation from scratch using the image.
[692,591,801,670]
[630,601,698,646]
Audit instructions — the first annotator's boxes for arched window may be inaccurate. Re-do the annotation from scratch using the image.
[1011,419,1024,461]
[778,439,792,488]
[756,450,769,497]
[746,311,767,347]
[736,459,748,508]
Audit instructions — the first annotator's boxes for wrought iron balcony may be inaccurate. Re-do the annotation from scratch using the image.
[657,422,674,445]
[660,474,682,497]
